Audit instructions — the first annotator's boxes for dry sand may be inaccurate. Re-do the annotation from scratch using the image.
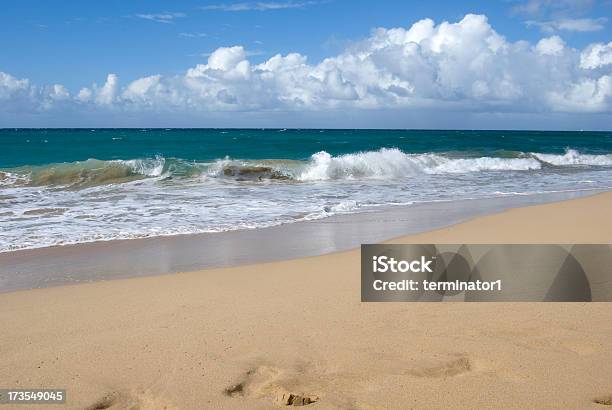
[1,192,612,409]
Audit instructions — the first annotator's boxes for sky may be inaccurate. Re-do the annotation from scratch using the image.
[1,0,612,129]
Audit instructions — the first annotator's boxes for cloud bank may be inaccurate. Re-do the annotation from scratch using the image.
[1,14,612,127]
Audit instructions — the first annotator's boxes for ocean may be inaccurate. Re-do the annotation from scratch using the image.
[1,129,611,252]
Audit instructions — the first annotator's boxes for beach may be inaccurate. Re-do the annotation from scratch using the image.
[1,192,611,409]
[4,1,612,407]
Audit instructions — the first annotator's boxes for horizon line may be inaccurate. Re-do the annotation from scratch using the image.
[1,127,611,132]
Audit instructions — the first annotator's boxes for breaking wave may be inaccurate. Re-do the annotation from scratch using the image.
[1,157,167,188]
[296,149,542,181]
[531,149,612,166]
[2,148,611,189]
[31,157,165,188]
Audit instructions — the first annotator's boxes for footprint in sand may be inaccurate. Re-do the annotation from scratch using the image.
[224,382,245,397]
[593,394,612,406]
[86,390,174,410]
[225,365,319,406]
[86,391,122,410]
[275,391,318,406]
[408,355,472,378]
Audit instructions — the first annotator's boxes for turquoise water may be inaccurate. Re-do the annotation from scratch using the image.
[1,129,611,252]
[2,129,612,168]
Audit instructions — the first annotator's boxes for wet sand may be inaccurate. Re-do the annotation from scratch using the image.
[0,190,596,293]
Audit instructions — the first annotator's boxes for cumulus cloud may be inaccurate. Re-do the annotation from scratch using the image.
[536,35,566,55]
[580,41,612,69]
[95,74,119,105]
[76,87,92,102]
[1,13,612,122]
[0,72,31,100]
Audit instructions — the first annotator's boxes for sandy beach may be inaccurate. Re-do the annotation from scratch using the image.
[1,192,612,409]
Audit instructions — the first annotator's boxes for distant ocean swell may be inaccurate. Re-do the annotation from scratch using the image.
[2,148,611,189]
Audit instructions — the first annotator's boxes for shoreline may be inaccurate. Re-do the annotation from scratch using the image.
[0,191,611,408]
[0,189,603,293]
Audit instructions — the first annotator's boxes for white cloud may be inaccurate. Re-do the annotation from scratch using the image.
[95,74,119,105]
[556,17,606,31]
[0,72,31,100]
[76,87,92,102]
[202,46,249,71]
[513,0,595,16]
[1,13,612,123]
[47,84,70,101]
[547,75,612,112]
[201,1,320,11]
[526,17,607,32]
[580,41,612,69]
[536,35,566,55]
[135,12,186,23]
[179,32,208,38]
[199,47,265,58]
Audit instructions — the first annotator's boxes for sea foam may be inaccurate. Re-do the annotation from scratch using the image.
[297,148,542,181]
[532,149,612,166]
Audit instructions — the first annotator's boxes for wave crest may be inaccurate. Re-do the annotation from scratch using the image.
[206,158,299,181]
[3,157,166,188]
[532,149,612,166]
[2,148,610,189]
[296,148,542,181]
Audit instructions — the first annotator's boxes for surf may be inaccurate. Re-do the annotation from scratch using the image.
[2,148,612,189]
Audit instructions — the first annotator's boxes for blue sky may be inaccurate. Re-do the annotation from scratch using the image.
[1,0,611,128]
[2,0,611,89]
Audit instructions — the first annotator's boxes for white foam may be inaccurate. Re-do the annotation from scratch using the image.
[429,156,541,173]
[325,200,359,213]
[122,156,166,177]
[297,149,541,181]
[532,149,612,166]
[0,171,29,187]
[298,149,422,180]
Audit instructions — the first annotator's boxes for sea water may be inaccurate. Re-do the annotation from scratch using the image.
[1,129,611,252]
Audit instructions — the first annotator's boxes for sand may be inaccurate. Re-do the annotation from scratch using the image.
[1,192,612,409]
